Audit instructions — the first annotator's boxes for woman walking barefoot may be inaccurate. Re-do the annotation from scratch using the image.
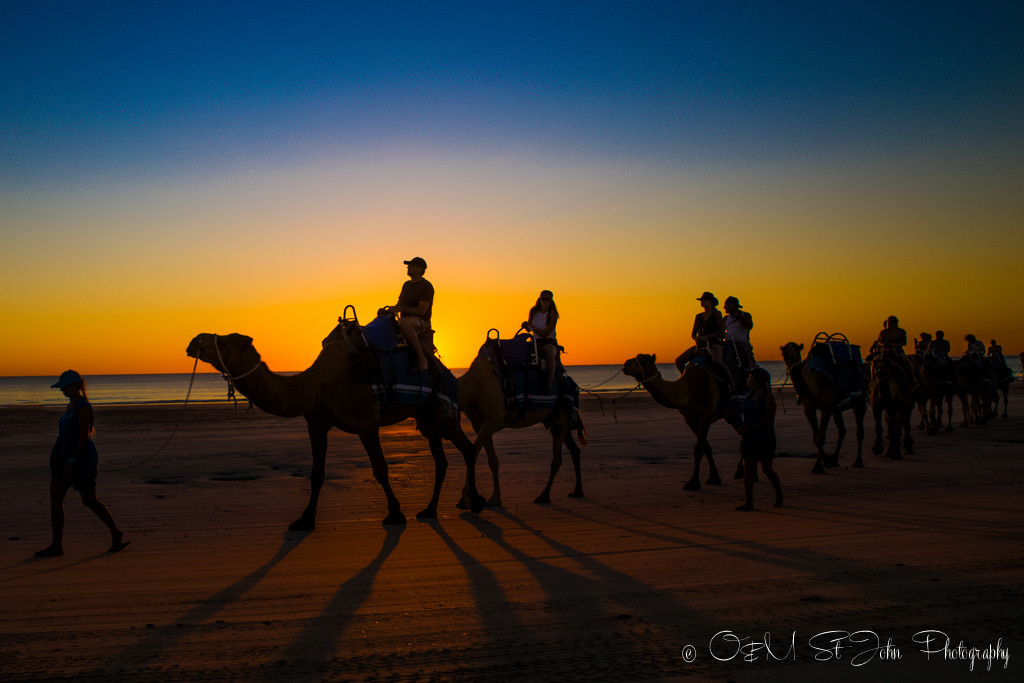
[35,371,128,557]
[736,367,783,511]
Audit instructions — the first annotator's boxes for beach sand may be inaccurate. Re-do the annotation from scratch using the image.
[1,385,1021,682]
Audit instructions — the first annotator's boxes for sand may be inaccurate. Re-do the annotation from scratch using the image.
[1,385,1021,682]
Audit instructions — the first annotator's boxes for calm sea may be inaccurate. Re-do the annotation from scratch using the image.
[3,359,1019,408]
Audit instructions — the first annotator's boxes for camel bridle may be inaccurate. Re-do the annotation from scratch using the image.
[213,334,265,390]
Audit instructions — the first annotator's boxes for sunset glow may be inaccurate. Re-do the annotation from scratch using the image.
[3,3,1022,376]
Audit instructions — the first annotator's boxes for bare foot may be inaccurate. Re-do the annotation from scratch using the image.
[108,530,130,553]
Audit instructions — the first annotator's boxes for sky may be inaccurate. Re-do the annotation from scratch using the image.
[2,1,1023,376]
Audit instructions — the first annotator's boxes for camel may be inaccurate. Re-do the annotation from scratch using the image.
[954,357,996,426]
[622,353,730,491]
[457,336,585,506]
[780,340,866,472]
[186,332,486,529]
[911,353,955,434]
[868,355,916,459]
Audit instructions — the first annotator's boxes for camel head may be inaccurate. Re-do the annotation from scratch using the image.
[780,342,804,368]
[186,333,260,376]
[623,353,658,382]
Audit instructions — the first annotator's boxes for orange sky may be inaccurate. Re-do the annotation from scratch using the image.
[3,155,1022,376]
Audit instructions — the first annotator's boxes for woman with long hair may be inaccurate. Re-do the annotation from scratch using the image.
[35,370,128,557]
[524,290,560,390]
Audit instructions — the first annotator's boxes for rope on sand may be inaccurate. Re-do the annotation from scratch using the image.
[104,357,200,472]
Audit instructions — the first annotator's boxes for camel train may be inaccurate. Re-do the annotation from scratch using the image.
[187,312,585,529]
[188,312,1014,528]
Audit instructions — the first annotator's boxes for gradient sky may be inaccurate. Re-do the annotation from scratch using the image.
[3,1,1023,376]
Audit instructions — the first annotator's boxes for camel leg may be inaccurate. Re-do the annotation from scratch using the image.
[812,409,830,474]
[290,418,330,531]
[871,403,885,455]
[851,400,866,468]
[415,427,448,520]
[902,406,915,455]
[358,430,406,526]
[683,417,704,490]
[885,407,903,460]
[944,394,954,432]
[802,407,825,474]
[447,420,487,515]
[459,417,501,508]
[535,421,569,504]
[828,409,846,468]
[564,431,584,498]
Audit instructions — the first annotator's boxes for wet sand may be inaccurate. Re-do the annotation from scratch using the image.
[1,385,1021,681]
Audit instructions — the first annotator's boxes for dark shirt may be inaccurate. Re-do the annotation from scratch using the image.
[398,278,434,324]
[692,310,725,346]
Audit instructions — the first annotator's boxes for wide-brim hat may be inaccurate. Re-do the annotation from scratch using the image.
[697,291,718,305]
[724,296,741,308]
[403,256,427,268]
[52,370,83,389]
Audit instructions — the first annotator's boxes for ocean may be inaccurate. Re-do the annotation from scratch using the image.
[3,358,1019,408]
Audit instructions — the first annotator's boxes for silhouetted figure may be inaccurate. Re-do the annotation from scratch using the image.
[35,371,128,557]
[675,292,731,388]
[523,289,560,390]
[736,367,783,511]
[384,257,435,372]
[723,295,754,371]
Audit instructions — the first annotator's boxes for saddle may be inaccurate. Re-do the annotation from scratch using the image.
[806,333,865,407]
[323,307,457,413]
[482,330,579,423]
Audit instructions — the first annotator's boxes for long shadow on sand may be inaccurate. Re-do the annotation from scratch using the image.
[95,531,309,675]
[444,510,729,680]
[257,525,403,683]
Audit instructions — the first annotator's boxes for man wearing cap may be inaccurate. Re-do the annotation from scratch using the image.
[723,296,754,371]
[387,257,435,372]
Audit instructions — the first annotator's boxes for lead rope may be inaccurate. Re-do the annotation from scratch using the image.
[104,356,200,472]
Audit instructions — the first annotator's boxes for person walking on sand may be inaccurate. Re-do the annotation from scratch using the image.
[736,366,783,511]
[35,371,128,557]
[384,257,435,372]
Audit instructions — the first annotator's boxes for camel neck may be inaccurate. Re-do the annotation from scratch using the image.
[232,365,317,418]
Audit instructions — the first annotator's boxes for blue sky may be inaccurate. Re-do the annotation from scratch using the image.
[5,1,1021,189]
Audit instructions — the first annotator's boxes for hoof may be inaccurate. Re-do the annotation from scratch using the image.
[289,517,315,531]
[811,462,826,474]
[871,444,883,456]
[455,498,470,511]
[567,490,584,499]
[706,474,722,486]
[415,507,437,520]
[471,494,487,514]
[852,459,864,468]
[383,511,407,526]
[683,479,701,491]
[533,493,551,505]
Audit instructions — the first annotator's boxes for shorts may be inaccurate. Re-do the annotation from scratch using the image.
[52,458,98,491]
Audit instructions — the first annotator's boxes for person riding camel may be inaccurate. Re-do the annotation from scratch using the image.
[675,292,732,389]
[384,257,434,372]
[933,330,951,365]
[875,315,916,381]
[915,332,933,356]
[723,296,754,371]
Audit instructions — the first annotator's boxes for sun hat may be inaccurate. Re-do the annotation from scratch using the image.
[51,370,83,389]
[540,290,553,299]
[403,257,427,268]
[724,296,742,308]
[697,291,718,305]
